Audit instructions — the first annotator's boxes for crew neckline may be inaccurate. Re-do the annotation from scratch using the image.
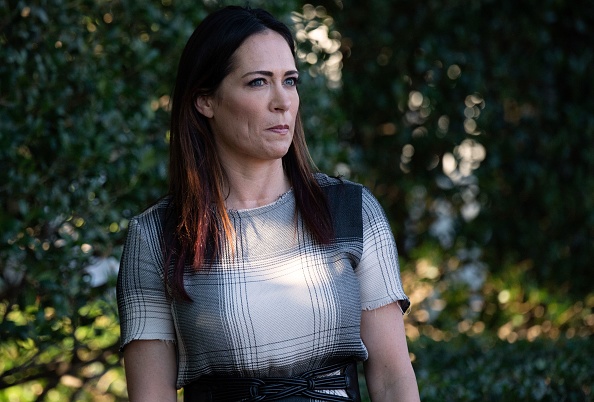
[226,188,294,216]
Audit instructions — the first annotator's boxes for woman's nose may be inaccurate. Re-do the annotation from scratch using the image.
[270,86,292,112]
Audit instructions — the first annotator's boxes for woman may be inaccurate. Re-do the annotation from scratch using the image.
[117,5,420,402]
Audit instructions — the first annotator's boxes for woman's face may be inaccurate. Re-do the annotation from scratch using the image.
[197,30,300,168]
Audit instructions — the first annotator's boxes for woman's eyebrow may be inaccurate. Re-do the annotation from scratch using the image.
[241,70,299,78]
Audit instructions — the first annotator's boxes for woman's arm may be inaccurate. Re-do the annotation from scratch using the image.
[361,302,420,402]
[123,340,178,402]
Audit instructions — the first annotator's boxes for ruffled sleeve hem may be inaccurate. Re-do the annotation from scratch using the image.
[120,334,177,352]
[362,296,411,315]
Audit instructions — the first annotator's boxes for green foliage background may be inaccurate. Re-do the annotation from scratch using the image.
[1,0,592,400]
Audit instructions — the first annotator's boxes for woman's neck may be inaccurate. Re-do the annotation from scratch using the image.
[222,160,291,211]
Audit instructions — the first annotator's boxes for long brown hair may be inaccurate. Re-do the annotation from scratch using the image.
[166,6,333,301]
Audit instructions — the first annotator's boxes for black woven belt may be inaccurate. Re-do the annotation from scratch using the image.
[184,360,361,401]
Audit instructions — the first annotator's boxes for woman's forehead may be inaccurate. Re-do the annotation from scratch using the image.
[231,31,296,72]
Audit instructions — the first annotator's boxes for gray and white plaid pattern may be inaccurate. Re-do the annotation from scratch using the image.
[117,175,409,390]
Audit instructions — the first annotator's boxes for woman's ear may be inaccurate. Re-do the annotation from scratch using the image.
[195,95,214,118]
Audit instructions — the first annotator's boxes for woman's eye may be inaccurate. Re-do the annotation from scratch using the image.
[248,78,266,87]
[284,77,299,86]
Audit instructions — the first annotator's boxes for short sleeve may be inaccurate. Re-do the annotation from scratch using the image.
[355,187,411,313]
[117,216,176,350]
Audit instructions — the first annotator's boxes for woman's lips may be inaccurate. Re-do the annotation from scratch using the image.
[267,125,290,134]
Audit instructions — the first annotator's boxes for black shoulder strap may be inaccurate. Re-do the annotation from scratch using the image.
[321,181,363,242]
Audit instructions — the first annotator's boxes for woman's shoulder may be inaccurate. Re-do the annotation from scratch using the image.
[314,173,367,208]
[315,172,382,203]
[314,173,383,214]
[313,172,363,190]
[127,196,172,230]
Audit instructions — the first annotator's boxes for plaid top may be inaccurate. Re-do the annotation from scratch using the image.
[117,174,409,389]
